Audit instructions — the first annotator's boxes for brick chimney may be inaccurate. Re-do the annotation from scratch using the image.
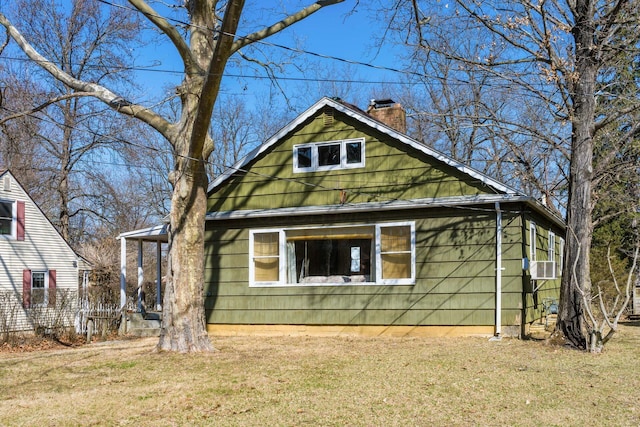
[366,99,407,134]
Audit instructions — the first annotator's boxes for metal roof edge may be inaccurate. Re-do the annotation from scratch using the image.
[206,194,541,221]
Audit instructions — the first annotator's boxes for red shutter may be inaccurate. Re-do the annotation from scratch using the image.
[16,201,25,241]
[22,269,31,308]
[48,270,57,308]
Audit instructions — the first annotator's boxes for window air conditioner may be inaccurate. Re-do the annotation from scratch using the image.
[530,261,557,280]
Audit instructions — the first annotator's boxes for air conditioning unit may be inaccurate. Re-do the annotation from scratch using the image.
[530,261,557,280]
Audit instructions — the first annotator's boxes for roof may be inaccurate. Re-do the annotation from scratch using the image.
[117,223,169,242]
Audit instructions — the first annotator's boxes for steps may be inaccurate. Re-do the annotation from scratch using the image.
[120,312,161,337]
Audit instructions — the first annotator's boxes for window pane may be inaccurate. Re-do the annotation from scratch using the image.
[381,253,411,279]
[318,144,340,166]
[255,259,279,282]
[381,226,411,252]
[254,233,279,256]
[0,201,11,219]
[0,218,10,235]
[297,146,312,168]
[0,201,11,234]
[32,272,45,288]
[346,141,362,164]
[253,233,279,283]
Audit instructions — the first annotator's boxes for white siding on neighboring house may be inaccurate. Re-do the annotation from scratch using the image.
[0,171,79,331]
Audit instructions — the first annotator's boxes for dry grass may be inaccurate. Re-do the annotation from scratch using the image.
[1,324,640,426]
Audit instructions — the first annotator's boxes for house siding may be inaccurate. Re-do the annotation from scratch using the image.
[208,112,491,213]
[0,173,78,331]
[204,207,527,329]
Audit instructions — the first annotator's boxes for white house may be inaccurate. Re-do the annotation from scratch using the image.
[0,169,81,332]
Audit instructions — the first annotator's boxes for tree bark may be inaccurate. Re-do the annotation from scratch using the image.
[157,158,212,352]
[556,0,597,350]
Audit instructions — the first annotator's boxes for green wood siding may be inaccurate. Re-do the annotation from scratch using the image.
[208,112,494,213]
[204,208,525,327]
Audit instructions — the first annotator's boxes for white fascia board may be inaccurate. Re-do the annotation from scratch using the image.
[207,194,527,220]
[117,223,169,241]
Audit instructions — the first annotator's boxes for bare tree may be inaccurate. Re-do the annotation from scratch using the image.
[0,0,143,244]
[1,0,345,352]
[387,0,640,350]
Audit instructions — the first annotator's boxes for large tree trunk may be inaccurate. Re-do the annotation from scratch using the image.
[157,158,213,352]
[556,0,597,350]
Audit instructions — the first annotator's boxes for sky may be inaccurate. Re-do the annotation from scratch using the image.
[132,1,405,114]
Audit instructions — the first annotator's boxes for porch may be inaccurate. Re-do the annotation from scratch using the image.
[117,224,169,313]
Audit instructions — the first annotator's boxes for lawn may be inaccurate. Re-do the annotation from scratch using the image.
[1,324,639,426]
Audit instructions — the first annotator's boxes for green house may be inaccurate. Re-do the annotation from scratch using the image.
[201,97,565,338]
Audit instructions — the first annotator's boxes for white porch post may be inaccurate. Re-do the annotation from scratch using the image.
[137,240,144,312]
[120,237,127,309]
[156,241,162,311]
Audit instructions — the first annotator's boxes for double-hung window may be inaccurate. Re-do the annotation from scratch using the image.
[31,271,48,307]
[293,138,365,172]
[22,269,56,308]
[0,199,25,240]
[548,231,556,261]
[0,200,13,236]
[249,222,415,286]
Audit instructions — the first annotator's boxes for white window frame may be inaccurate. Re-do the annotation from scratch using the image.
[0,199,16,239]
[529,222,537,262]
[249,229,285,286]
[249,221,415,287]
[376,221,416,285]
[293,138,365,173]
[548,231,556,261]
[31,271,49,307]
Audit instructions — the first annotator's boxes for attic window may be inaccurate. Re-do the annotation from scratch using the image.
[293,138,365,173]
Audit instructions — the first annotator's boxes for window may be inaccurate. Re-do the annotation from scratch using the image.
[0,200,12,235]
[548,231,556,261]
[249,222,415,286]
[377,223,414,284]
[0,199,24,240]
[293,138,365,172]
[31,272,47,306]
[250,231,282,284]
[22,269,56,308]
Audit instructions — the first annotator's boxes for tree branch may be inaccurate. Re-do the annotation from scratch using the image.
[230,0,344,53]
[0,12,174,142]
[127,0,201,77]
[0,92,92,126]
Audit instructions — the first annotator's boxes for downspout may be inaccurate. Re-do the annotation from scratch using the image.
[491,202,503,340]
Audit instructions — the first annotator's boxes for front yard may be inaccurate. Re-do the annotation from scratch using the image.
[1,324,639,426]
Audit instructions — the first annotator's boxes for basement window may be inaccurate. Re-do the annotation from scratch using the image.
[249,222,415,287]
[293,138,365,172]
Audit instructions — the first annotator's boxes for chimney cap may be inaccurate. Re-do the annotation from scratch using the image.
[369,98,397,109]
